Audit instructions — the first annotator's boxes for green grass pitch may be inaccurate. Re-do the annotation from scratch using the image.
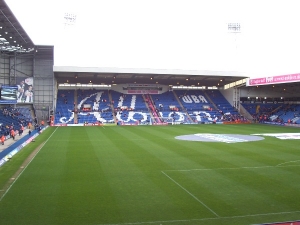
[0,124,300,225]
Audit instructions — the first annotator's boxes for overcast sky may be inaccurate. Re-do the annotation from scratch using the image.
[5,0,300,77]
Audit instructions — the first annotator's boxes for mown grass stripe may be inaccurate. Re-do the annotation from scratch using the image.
[0,124,300,225]
[97,126,216,221]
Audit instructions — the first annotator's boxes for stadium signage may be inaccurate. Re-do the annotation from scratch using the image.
[127,90,159,94]
[284,123,300,128]
[0,85,18,104]
[247,73,300,86]
[53,123,68,126]
[263,121,284,126]
[175,134,264,143]
[223,121,251,124]
[127,84,161,87]
[181,95,208,103]
[124,84,162,94]
[0,127,47,167]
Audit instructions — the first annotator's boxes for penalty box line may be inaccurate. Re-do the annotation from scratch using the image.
[161,170,220,218]
[164,164,300,172]
[98,210,300,225]
[162,165,300,222]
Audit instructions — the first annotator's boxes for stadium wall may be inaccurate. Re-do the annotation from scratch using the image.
[0,53,33,86]
[0,54,10,85]
[219,88,234,105]
[33,55,54,121]
[0,46,54,123]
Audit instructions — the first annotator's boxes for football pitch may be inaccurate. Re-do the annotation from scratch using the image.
[0,124,300,225]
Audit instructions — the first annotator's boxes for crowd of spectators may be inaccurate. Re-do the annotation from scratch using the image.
[0,107,32,145]
[250,104,300,124]
[221,113,248,122]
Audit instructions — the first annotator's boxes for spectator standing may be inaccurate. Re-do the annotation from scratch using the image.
[10,129,15,140]
[1,135,5,145]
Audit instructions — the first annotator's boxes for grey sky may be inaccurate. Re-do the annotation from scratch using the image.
[5,0,300,77]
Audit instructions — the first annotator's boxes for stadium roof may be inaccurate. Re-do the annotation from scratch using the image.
[0,0,35,53]
[53,66,248,87]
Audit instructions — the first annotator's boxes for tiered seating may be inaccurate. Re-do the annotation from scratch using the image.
[98,90,114,122]
[77,89,97,111]
[77,90,114,124]
[134,95,148,112]
[54,90,75,124]
[144,94,161,124]
[175,90,218,123]
[275,104,300,124]
[0,107,29,136]
[150,91,189,123]
[17,107,33,122]
[242,103,284,123]
[110,91,150,124]
[242,103,282,116]
[151,92,180,111]
[206,90,237,115]
[54,89,281,125]
[77,89,97,124]
[242,103,259,116]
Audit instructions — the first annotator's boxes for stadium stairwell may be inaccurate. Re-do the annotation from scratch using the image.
[145,94,162,124]
[74,89,78,123]
[142,94,155,123]
[108,91,117,123]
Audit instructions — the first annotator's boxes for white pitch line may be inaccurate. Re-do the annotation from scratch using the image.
[97,210,300,225]
[161,171,220,218]
[98,210,300,225]
[276,159,300,167]
[0,127,58,202]
[164,164,300,172]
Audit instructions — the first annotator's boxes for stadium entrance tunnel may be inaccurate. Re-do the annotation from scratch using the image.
[175,134,265,143]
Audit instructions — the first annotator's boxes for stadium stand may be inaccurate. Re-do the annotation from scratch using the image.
[175,90,219,123]
[241,103,285,123]
[148,91,191,124]
[54,90,75,124]
[52,88,256,125]
[272,104,300,124]
[111,91,150,125]
[0,107,30,136]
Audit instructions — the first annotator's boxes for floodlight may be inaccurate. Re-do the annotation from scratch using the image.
[228,23,241,33]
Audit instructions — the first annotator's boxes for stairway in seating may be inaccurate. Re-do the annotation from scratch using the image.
[108,90,117,124]
[74,89,78,123]
[142,94,155,123]
[145,94,162,123]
